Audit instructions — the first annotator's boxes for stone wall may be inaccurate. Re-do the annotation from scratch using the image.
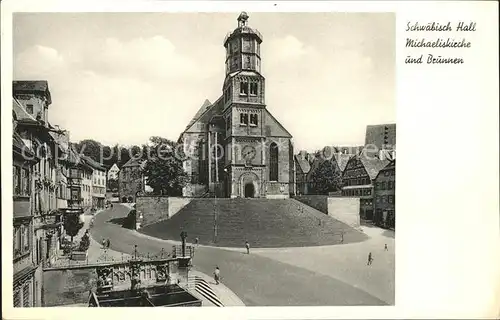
[294,195,329,214]
[295,195,360,228]
[327,197,360,228]
[168,197,192,218]
[136,196,170,227]
[136,196,193,228]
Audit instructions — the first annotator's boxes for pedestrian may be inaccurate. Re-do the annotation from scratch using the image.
[214,266,220,285]
[367,252,373,266]
[340,232,344,244]
[194,237,199,247]
[106,238,111,249]
[102,238,106,249]
[245,241,250,254]
[384,244,388,251]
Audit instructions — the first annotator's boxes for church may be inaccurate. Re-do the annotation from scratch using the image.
[179,12,295,199]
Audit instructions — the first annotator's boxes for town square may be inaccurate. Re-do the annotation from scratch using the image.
[11,12,396,307]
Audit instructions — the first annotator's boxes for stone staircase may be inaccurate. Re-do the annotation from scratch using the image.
[139,199,368,248]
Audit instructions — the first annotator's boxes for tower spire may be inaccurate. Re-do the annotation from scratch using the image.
[237,11,249,28]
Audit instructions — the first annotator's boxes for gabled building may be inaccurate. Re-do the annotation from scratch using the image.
[178,12,295,199]
[341,149,390,220]
[12,106,40,307]
[295,146,358,195]
[12,80,87,306]
[107,163,120,181]
[13,81,63,306]
[373,160,396,229]
[81,155,107,210]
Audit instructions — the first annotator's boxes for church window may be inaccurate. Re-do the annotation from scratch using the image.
[240,113,248,126]
[250,82,258,95]
[226,116,231,131]
[249,114,258,126]
[269,142,279,181]
[240,81,248,95]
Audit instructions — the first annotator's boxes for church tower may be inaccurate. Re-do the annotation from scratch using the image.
[221,12,283,199]
[180,12,293,199]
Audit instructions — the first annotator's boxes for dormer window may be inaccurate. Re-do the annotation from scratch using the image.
[26,104,33,114]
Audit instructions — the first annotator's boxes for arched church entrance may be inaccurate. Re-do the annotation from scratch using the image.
[239,172,260,198]
[244,183,255,198]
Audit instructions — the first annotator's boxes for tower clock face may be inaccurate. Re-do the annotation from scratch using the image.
[242,145,257,163]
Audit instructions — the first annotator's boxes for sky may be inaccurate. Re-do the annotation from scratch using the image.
[13,12,395,152]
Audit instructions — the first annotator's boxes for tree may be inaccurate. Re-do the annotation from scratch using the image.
[107,178,119,192]
[310,160,343,195]
[79,231,90,251]
[141,136,189,196]
[64,213,84,243]
[72,139,103,162]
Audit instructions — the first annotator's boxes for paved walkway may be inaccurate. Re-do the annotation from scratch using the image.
[90,204,393,306]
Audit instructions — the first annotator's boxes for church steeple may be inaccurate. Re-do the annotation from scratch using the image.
[224,12,263,76]
[222,12,266,112]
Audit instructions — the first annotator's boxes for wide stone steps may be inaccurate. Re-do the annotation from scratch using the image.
[139,199,367,247]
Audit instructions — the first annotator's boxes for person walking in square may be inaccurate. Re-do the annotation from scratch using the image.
[367,252,373,266]
[340,232,344,244]
[384,244,388,251]
[195,237,199,247]
[245,241,250,254]
[214,266,220,285]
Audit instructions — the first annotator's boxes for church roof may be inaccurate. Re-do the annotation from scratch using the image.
[185,99,212,130]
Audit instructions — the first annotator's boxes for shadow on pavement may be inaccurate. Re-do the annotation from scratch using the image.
[107,217,126,226]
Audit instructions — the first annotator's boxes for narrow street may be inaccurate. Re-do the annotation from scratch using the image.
[90,204,389,306]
